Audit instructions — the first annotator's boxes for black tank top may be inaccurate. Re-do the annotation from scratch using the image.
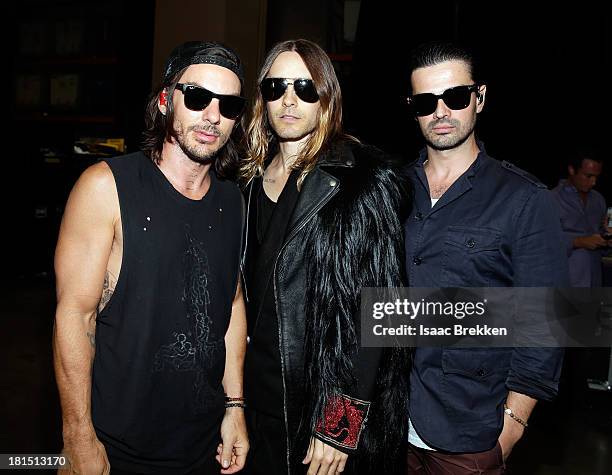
[92,152,243,473]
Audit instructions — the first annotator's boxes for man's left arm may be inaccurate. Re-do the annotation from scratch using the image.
[304,348,381,474]
[498,391,536,460]
[305,162,409,474]
[502,187,569,460]
[216,279,249,474]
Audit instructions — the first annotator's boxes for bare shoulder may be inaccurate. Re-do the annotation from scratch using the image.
[74,161,116,194]
[66,161,119,223]
[56,161,121,310]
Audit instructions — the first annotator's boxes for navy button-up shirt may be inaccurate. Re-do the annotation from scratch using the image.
[404,143,569,452]
[405,144,568,288]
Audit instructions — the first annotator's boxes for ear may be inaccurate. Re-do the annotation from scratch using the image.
[158,89,168,115]
[476,84,486,113]
[568,165,576,176]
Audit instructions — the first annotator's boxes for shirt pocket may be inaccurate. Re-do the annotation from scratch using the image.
[441,348,511,412]
[440,226,502,286]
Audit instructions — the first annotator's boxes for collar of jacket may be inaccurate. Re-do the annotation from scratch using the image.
[285,140,358,237]
[316,140,358,170]
[240,140,358,289]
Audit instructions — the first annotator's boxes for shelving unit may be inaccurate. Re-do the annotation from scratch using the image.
[9,0,154,277]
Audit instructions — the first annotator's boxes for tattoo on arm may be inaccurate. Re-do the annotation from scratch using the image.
[98,271,116,313]
[87,331,95,349]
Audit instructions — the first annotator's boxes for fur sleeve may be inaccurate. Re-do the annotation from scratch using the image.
[300,146,411,460]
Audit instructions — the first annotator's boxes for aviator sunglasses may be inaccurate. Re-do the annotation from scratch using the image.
[260,78,320,103]
[407,84,480,117]
[175,83,246,119]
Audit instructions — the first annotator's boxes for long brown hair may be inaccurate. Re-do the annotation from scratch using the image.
[241,39,353,186]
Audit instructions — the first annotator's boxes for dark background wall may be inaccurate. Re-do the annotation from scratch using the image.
[8,0,155,278]
[3,2,612,470]
[349,0,611,191]
[6,0,611,277]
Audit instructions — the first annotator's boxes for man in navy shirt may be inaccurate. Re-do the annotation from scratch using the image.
[403,41,569,474]
[552,149,610,287]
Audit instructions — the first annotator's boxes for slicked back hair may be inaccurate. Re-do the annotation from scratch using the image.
[409,41,481,91]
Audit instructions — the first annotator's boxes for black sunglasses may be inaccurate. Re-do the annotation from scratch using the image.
[175,83,245,120]
[260,78,319,103]
[408,84,480,117]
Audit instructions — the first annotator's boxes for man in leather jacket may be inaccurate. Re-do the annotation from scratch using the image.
[239,39,409,475]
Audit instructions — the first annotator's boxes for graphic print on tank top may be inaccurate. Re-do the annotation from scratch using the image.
[153,224,221,409]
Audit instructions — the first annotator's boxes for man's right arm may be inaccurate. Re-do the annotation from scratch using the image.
[53,162,118,475]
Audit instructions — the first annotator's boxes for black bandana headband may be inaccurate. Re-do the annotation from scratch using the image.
[162,41,244,88]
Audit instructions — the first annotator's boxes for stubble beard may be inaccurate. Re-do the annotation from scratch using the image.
[423,117,476,151]
[270,110,318,143]
[275,125,313,142]
[175,122,229,164]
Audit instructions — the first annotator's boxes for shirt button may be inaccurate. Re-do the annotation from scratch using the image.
[466,238,476,248]
[477,368,486,377]
[415,212,423,221]
[413,257,422,265]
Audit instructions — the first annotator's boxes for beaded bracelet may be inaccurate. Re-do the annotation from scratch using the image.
[504,404,528,428]
[225,402,247,409]
[224,396,246,402]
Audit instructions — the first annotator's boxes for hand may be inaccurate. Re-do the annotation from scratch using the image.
[574,234,608,250]
[302,436,348,475]
[216,408,249,474]
[497,415,525,462]
[59,429,109,475]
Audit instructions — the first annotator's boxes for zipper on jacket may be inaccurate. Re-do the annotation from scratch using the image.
[272,184,338,473]
[241,181,254,303]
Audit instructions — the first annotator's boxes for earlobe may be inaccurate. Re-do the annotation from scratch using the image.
[158,90,168,115]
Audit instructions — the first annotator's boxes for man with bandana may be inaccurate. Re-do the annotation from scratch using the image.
[54,42,249,474]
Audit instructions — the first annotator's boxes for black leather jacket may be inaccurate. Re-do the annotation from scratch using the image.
[241,140,410,472]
